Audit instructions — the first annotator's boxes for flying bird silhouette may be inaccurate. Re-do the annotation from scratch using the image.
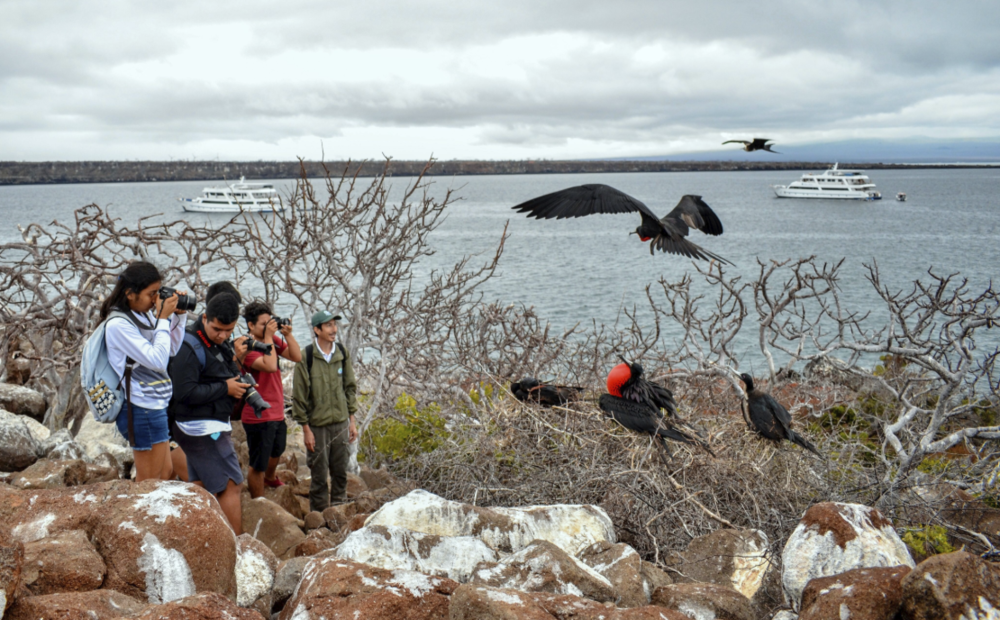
[511,185,731,265]
[722,138,780,153]
[740,373,820,456]
[599,357,714,456]
[510,377,583,407]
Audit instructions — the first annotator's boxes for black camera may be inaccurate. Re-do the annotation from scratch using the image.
[245,336,273,355]
[271,316,291,328]
[159,286,197,312]
[240,373,272,418]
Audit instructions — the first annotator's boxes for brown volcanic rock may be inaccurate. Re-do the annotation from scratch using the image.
[264,483,308,520]
[322,501,358,530]
[91,480,237,603]
[346,472,368,498]
[0,525,24,615]
[652,582,754,620]
[471,539,616,602]
[0,480,237,604]
[799,565,911,620]
[133,592,261,619]
[578,541,648,607]
[0,385,46,422]
[900,551,1000,619]
[0,410,40,472]
[278,555,457,620]
[21,529,106,595]
[241,497,305,561]
[670,528,771,600]
[449,584,687,620]
[235,533,278,618]
[5,589,146,620]
[292,527,344,557]
[271,556,311,612]
[11,459,117,489]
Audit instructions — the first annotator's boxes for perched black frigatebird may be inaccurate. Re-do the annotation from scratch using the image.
[599,357,714,456]
[510,377,583,407]
[511,185,731,265]
[740,373,821,456]
[722,138,780,153]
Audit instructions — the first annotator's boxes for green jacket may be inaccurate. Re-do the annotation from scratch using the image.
[292,342,358,427]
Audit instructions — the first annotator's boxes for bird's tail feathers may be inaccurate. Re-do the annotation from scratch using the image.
[788,430,822,457]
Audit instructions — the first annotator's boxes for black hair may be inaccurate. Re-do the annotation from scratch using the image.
[100,261,162,321]
[206,281,242,305]
[242,299,272,327]
[205,292,240,325]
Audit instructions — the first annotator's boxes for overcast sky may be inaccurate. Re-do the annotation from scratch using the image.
[2,0,999,161]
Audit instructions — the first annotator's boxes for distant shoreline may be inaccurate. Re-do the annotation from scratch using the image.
[1,159,998,186]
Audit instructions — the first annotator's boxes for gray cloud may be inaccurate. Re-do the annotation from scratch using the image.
[1,0,998,160]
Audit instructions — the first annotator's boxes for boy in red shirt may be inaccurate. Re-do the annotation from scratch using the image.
[239,300,302,498]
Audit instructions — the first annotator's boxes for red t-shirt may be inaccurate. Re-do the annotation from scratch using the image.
[241,335,288,423]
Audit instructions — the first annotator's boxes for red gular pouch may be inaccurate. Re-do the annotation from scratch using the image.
[606,363,632,397]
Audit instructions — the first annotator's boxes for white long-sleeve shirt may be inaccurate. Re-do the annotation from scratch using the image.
[105,310,187,409]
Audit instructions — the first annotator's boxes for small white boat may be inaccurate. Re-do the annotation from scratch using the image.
[179,177,283,213]
[772,164,882,200]
[896,192,907,202]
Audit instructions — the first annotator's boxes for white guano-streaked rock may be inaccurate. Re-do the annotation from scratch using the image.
[335,524,497,583]
[365,489,615,556]
[781,502,914,611]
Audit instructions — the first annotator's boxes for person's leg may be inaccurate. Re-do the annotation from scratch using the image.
[328,420,350,504]
[216,479,243,535]
[133,445,162,482]
[307,424,331,513]
[170,446,189,482]
[264,421,287,485]
[157,442,174,480]
[245,421,273,499]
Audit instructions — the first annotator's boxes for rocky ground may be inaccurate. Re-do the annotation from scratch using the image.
[1,383,999,620]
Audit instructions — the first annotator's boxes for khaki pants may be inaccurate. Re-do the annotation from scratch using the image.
[306,420,350,512]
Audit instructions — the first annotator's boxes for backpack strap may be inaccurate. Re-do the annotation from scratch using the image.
[304,342,346,379]
[182,332,207,370]
[124,362,136,447]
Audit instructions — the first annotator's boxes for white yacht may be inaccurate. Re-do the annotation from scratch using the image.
[772,164,881,200]
[180,177,283,213]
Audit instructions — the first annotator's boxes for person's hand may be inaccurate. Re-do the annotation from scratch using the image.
[157,291,178,319]
[348,417,358,443]
[233,336,248,360]
[264,318,278,339]
[173,291,189,315]
[279,321,292,337]
[226,377,250,398]
[303,426,316,452]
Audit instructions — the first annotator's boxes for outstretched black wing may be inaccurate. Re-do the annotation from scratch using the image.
[661,195,724,236]
[749,138,772,150]
[722,140,750,146]
[511,184,659,221]
[649,233,733,265]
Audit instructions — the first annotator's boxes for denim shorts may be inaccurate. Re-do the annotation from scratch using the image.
[115,405,170,451]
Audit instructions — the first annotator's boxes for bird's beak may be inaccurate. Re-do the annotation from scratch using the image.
[628,231,637,236]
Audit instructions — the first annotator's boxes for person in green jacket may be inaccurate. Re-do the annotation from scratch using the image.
[292,310,358,512]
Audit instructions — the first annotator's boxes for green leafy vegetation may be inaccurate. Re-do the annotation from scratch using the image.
[917,456,953,476]
[361,393,449,462]
[900,525,954,559]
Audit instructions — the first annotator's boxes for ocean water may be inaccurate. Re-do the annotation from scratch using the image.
[2,168,998,363]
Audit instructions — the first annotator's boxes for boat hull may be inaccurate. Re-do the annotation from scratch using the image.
[180,199,284,214]
[772,186,878,200]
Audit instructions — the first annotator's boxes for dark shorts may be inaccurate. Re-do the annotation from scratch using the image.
[244,420,287,472]
[171,425,244,494]
[115,405,170,451]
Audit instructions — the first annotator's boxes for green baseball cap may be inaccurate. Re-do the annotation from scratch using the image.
[311,310,342,327]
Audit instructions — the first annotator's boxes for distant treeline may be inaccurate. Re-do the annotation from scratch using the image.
[0,159,995,185]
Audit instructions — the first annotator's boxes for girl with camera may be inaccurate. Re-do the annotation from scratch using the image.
[100,261,188,481]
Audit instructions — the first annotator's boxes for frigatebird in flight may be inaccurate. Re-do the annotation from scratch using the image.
[510,377,583,407]
[740,373,820,456]
[722,138,780,153]
[511,185,731,265]
[599,357,714,456]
